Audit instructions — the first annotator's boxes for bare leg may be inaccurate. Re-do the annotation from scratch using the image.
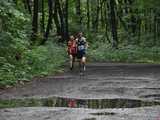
[72,56,75,69]
[82,57,86,71]
[69,55,73,70]
[78,59,81,72]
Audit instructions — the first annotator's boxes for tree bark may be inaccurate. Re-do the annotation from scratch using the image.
[31,0,39,44]
[23,0,28,10]
[41,0,45,34]
[153,12,157,45]
[109,0,118,48]
[53,2,61,35]
[26,0,32,15]
[100,0,105,29]
[41,0,54,45]
[128,0,137,35]
[13,0,17,5]
[95,0,100,32]
[104,1,111,43]
[64,0,69,40]
[75,0,82,30]
[56,0,65,42]
[87,0,90,30]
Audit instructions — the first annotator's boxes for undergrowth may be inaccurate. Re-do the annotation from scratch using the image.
[88,41,160,63]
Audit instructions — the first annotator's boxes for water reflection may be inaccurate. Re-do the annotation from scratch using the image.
[0,97,160,109]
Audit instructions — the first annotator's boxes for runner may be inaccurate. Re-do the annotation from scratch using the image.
[67,35,77,70]
[76,32,88,72]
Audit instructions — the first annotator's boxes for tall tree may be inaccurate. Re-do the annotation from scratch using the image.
[14,0,32,14]
[56,0,66,42]
[109,0,118,48]
[54,0,69,42]
[26,0,32,14]
[95,0,100,32]
[64,0,69,40]
[104,0,110,43]
[41,0,54,45]
[87,0,90,30]
[128,0,137,35]
[31,0,39,44]
[53,1,61,35]
[75,0,82,30]
[41,0,45,34]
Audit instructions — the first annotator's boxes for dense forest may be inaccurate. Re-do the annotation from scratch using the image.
[0,0,160,87]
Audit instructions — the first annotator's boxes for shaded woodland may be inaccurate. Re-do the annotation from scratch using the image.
[0,0,160,87]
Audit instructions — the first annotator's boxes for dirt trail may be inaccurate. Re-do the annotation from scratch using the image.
[0,63,160,120]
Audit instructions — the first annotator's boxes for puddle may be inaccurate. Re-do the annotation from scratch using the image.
[90,112,116,116]
[141,94,160,98]
[82,118,96,120]
[140,94,160,100]
[0,97,160,109]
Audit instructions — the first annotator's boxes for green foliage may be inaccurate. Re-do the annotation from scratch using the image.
[1,0,160,88]
[88,42,160,63]
[0,1,29,87]
[0,1,67,88]
[0,42,66,87]
[24,42,66,76]
[135,0,160,10]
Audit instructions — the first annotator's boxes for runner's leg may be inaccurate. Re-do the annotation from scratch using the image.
[72,54,76,69]
[82,56,86,71]
[69,54,73,70]
[78,54,82,72]
[79,59,81,72]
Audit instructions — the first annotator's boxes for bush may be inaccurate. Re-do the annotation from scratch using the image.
[88,42,160,63]
[0,42,67,88]
[24,42,66,76]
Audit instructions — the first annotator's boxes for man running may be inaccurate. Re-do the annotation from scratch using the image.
[76,32,88,72]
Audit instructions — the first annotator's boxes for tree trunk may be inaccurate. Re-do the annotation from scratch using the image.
[53,2,61,35]
[75,0,82,30]
[128,0,137,35]
[56,0,66,42]
[13,0,17,5]
[41,0,45,35]
[118,14,131,43]
[41,0,54,45]
[156,13,160,41]
[31,0,39,44]
[23,0,28,10]
[87,0,90,30]
[91,0,95,31]
[124,0,128,14]
[137,17,141,45]
[100,0,105,29]
[104,2,111,43]
[64,0,69,40]
[153,12,157,45]
[95,0,100,32]
[109,0,118,48]
[26,0,32,15]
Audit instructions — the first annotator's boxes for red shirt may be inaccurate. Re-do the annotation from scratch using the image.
[68,40,77,54]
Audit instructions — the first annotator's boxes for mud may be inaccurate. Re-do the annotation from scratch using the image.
[0,63,160,120]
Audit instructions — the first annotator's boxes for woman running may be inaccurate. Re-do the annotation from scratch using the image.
[67,35,77,70]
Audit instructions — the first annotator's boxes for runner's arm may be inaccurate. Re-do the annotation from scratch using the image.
[84,38,89,49]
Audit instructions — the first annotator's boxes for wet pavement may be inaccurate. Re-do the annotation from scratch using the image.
[0,63,160,120]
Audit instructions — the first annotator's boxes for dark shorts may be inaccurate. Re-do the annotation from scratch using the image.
[76,50,86,59]
[69,53,77,58]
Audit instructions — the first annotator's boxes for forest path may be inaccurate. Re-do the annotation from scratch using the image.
[0,63,160,120]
